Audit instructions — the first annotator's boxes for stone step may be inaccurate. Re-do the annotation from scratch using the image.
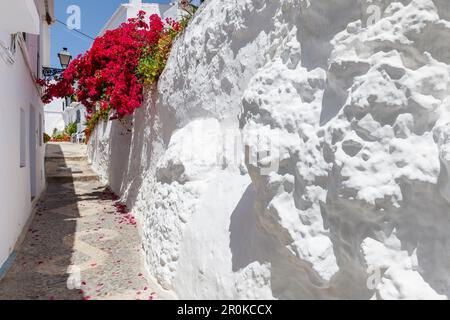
[44,144,99,184]
[46,174,100,183]
[45,156,88,162]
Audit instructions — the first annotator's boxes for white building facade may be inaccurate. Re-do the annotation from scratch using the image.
[63,101,88,142]
[100,0,186,36]
[0,0,53,273]
[100,0,171,36]
[44,97,66,135]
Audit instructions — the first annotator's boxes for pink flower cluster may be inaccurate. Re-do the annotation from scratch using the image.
[113,202,137,226]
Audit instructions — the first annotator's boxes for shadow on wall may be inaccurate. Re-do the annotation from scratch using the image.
[229,184,315,299]
[231,143,448,299]
[116,95,155,208]
[294,0,366,126]
[228,0,278,60]
[322,178,450,299]
[229,184,269,272]
[396,180,450,297]
[108,119,132,195]
[228,184,370,299]
[297,0,361,71]
[228,186,307,299]
[112,88,177,209]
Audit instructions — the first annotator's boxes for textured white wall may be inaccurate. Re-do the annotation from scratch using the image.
[88,0,450,299]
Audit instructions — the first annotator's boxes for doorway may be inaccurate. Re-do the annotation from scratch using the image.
[29,105,37,200]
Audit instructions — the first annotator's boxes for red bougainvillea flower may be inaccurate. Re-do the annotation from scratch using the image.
[37,11,168,119]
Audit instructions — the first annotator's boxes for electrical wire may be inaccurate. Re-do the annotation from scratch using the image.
[54,19,96,41]
[59,23,92,45]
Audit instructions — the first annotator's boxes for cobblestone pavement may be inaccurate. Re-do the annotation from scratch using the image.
[0,143,170,300]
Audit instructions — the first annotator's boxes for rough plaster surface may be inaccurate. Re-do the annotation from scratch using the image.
[88,0,450,299]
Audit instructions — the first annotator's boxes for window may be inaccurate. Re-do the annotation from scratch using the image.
[20,109,26,168]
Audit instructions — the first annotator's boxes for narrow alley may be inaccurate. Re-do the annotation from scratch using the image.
[0,143,160,300]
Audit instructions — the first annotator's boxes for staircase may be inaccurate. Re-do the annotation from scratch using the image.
[45,143,99,183]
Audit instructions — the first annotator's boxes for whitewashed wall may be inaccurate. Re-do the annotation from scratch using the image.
[0,0,50,270]
[89,0,450,300]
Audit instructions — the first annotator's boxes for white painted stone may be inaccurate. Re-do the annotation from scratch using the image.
[89,0,450,299]
[0,0,50,268]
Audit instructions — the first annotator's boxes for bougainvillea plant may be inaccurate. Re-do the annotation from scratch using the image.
[138,17,186,85]
[38,11,188,122]
[84,106,110,142]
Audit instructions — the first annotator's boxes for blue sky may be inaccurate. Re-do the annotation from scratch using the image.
[51,0,171,67]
